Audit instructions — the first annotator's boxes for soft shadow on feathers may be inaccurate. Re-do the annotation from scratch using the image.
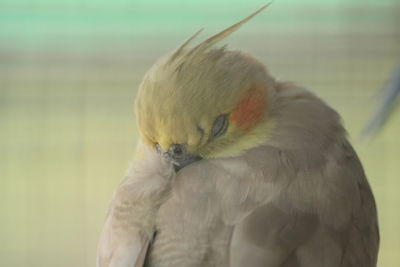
[97,4,379,267]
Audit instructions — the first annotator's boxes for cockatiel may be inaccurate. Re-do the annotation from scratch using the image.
[97,4,379,267]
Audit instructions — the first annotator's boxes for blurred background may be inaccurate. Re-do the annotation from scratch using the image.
[0,0,399,266]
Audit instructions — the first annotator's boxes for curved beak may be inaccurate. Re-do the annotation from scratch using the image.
[157,143,202,172]
[171,154,203,172]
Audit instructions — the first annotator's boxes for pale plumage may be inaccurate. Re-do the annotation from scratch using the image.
[97,5,379,267]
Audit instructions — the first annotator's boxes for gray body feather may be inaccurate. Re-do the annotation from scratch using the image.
[101,82,378,267]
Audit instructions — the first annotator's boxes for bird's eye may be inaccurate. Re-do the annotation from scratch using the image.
[211,114,229,138]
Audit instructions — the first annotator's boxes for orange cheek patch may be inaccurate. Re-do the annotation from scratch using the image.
[231,83,267,130]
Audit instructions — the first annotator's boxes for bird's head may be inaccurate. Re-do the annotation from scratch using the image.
[135,5,275,171]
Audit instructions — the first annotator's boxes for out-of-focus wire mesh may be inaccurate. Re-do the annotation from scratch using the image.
[0,0,399,266]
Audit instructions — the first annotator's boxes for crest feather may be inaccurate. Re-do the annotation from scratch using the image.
[168,3,271,65]
[170,28,204,60]
[190,3,272,55]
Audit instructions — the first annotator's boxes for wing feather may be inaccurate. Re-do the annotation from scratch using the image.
[97,141,173,267]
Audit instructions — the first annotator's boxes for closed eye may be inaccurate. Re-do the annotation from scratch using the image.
[210,114,229,139]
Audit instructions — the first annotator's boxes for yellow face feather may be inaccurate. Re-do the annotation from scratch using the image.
[134,5,275,159]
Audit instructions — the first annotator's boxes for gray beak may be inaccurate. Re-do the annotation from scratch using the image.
[157,144,202,172]
[172,155,203,172]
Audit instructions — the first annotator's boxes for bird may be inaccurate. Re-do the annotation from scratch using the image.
[97,4,379,267]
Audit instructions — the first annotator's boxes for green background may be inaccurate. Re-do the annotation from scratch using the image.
[1,0,399,266]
